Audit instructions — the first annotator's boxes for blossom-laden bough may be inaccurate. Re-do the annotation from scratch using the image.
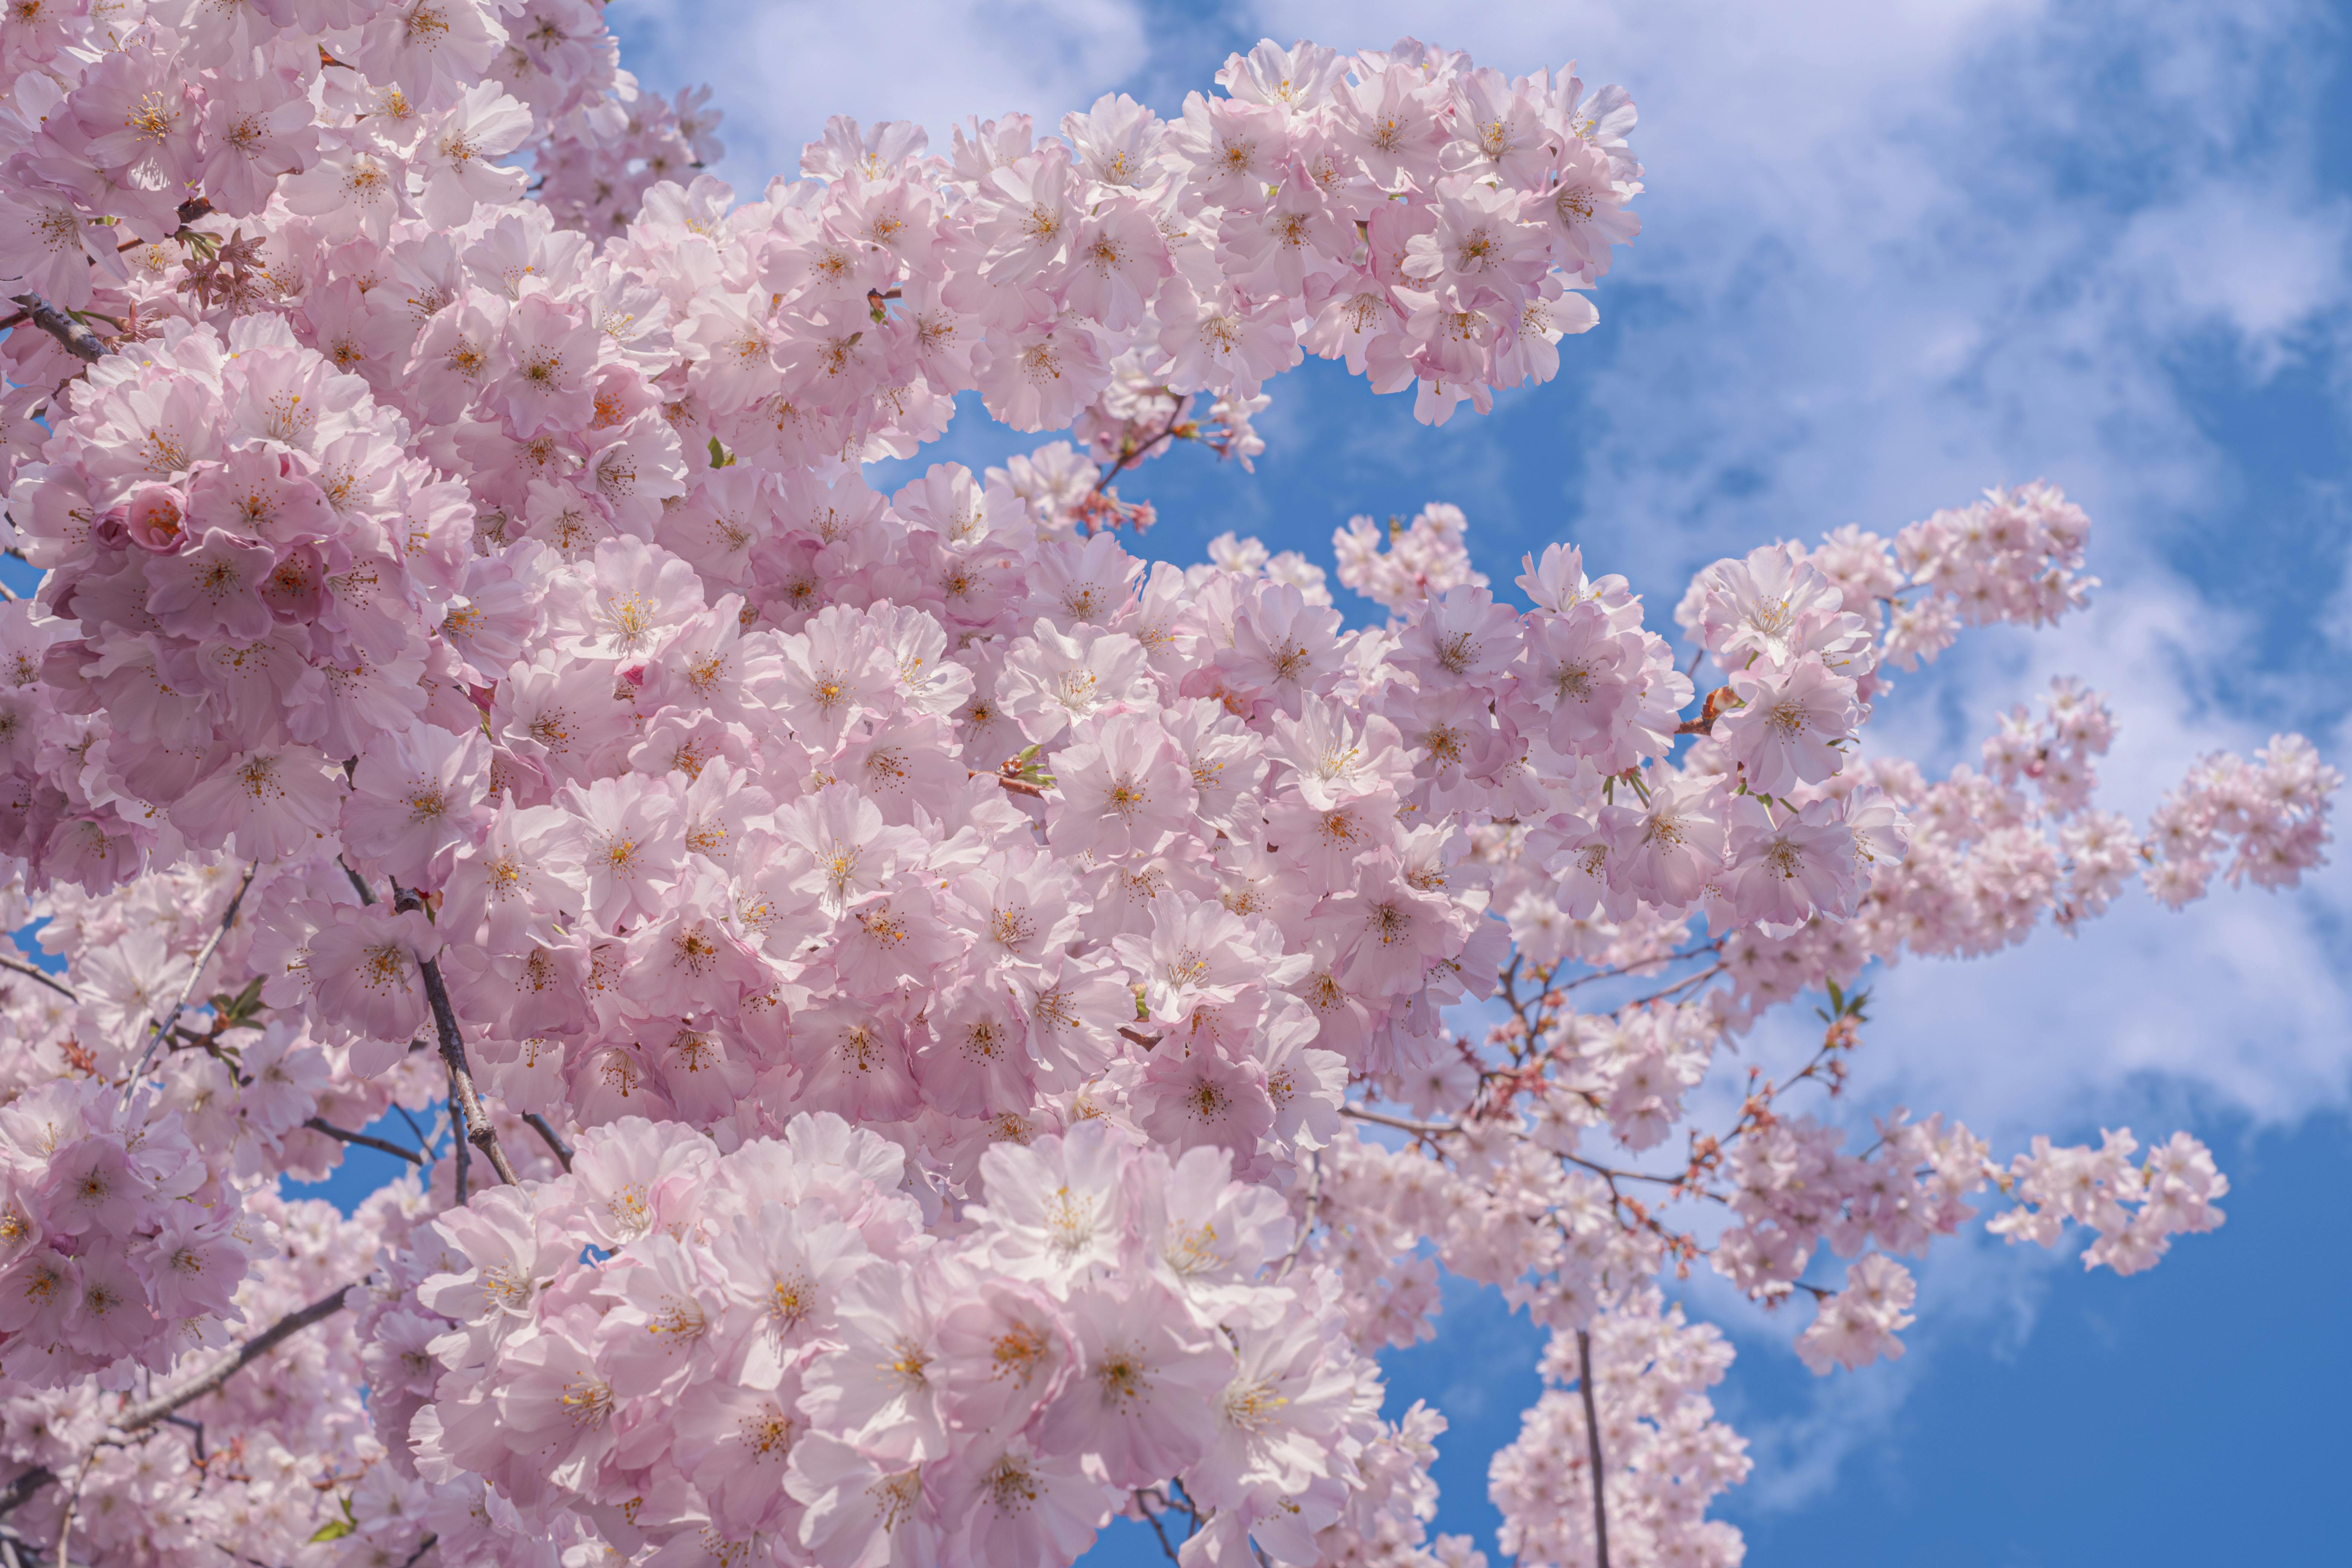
[0,8,2335,1568]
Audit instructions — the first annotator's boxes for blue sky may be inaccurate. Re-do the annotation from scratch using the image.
[15,0,2352,1561]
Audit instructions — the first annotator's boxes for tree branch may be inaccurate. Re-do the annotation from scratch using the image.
[1578,1328,1611,1568]
[303,1118,424,1165]
[1091,394,1189,496]
[1339,1103,1456,1138]
[5,294,106,363]
[122,863,258,1100]
[0,1285,352,1531]
[392,884,519,1190]
[0,1471,52,1520]
[0,955,74,1003]
[523,1112,573,1172]
[115,1285,354,1433]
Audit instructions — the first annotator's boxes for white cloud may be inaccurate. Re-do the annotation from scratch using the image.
[611,0,1150,190]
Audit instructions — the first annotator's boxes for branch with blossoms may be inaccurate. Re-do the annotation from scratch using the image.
[0,1282,357,1535]
[0,14,2335,1568]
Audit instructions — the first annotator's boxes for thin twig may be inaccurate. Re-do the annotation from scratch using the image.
[1556,935,1727,992]
[51,1450,95,1568]
[1270,1152,1323,1282]
[1136,1491,1182,1563]
[1578,1327,1611,1568]
[1621,961,1728,1013]
[394,1104,436,1163]
[400,1534,438,1568]
[1092,396,1189,495]
[122,864,258,1101]
[1340,1103,1456,1138]
[303,1118,425,1165]
[0,954,74,1002]
[522,1112,573,1172]
[158,1414,205,1464]
[1342,1105,1686,1187]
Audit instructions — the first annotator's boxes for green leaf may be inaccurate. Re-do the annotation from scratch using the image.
[208,975,270,1032]
[309,1520,354,1543]
[706,436,735,469]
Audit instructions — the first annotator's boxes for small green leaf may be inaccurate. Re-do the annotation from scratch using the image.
[706,436,735,469]
[309,1520,354,1543]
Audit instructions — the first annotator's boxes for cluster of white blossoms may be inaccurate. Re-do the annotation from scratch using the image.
[0,9,2338,1568]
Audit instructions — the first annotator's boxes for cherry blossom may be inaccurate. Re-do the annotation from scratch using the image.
[0,15,2335,1568]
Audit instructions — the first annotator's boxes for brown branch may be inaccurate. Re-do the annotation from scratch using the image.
[303,1118,424,1165]
[0,954,74,1003]
[1578,1328,1611,1568]
[5,294,106,363]
[115,1285,354,1433]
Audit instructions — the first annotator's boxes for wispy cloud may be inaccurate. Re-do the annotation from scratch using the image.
[609,0,1152,191]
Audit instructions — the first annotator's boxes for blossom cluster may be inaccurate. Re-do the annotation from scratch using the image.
[0,1075,253,1385]
[1488,1291,1747,1568]
[0,1178,386,1568]
[0,17,2337,1568]
[1334,502,1485,612]
[407,1113,1442,1568]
